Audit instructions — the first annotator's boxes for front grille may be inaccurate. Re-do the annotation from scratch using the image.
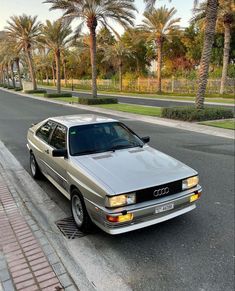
[136,180,182,203]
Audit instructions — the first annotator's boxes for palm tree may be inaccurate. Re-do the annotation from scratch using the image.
[45,0,136,98]
[102,33,133,91]
[141,6,180,93]
[0,43,9,86]
[144,0,157,11]
[5,15,41,90]
[7,38,23,88]
[40,19,72,93]
[193,0,218,109]
[0,39,16,87]
[193,0,234,96]
[144,0,172,11]
[219,0,234,94]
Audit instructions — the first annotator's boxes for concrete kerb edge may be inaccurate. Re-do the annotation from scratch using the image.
[0,141,90,291]
[0,87,234,140]
[0,139,132,291]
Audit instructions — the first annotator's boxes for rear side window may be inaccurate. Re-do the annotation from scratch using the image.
[36,121,56,143]
[50,125,67,150]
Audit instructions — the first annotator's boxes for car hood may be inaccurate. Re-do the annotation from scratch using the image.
[73,146,197,195]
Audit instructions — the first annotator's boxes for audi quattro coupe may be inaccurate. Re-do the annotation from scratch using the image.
[27,114,202,234]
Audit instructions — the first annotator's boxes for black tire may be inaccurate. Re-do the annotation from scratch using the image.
[30,152,41,179]
[71,188,93,233]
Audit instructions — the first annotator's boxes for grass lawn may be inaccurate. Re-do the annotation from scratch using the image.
[200,119,235,130]
[39,84,234,103]
[95,104,162,117]
[51,97,78,102]
[32,94,77,102]
[33,93,45,97]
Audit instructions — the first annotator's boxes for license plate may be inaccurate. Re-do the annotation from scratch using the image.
[155,203,174,214]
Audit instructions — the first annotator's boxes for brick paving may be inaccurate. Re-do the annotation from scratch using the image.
[0,176,66,291]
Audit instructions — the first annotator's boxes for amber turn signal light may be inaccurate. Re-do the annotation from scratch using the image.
[106,213,133,223]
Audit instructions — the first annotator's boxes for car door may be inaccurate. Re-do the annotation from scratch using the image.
[46,124,69,192]
[34,120,56,174]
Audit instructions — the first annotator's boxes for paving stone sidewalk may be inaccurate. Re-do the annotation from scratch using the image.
[0,174,78,291]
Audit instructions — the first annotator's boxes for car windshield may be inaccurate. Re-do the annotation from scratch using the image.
[69,122,144,156]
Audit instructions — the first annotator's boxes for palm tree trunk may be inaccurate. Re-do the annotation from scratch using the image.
[156,38,163,93]
[196,0,218,109]
[55,49,61,94]
[26,48,37,90]
[88,18,98,98]
[15,58,22,88]
[45,69,49,85]
[220,23,231,95]
[6,64,10,87]
[2,65,6,85]
[63,60,67,87]
[51,64,56,86]
[0,67,3,84]
[10,62,15,88]
[119,60,123,91]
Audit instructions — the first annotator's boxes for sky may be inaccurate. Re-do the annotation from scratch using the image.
[0,0,195,32]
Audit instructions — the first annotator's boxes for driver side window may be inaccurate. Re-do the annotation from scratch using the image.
[50,125,67,150]
[36,120,56,144]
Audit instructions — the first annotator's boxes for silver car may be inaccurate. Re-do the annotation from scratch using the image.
[27,114,202,235]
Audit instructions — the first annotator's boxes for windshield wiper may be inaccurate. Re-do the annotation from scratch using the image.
[107,144,141,152]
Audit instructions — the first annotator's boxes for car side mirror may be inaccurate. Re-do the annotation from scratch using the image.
[52,149,68,158]
[142,136,150,143]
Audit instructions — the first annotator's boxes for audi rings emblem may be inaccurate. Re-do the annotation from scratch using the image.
[153,187,170,198]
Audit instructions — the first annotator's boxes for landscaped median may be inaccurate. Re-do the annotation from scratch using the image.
[38,84,235,105]
[96,103,162,116]
[94,104,234,130]
[28,92,117,104]
[21,90,235,130]
[200,119,235,130]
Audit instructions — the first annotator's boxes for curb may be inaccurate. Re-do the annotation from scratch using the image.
[0,168,78,291]
[0,139,131,291]
[0,87,234,140]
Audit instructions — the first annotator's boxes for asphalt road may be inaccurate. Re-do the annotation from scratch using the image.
[0,88,234,291]
[44,87,234,109]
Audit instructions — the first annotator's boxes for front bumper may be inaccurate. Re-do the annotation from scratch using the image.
[86,185,202,235]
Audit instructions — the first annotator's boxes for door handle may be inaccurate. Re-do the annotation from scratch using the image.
[45,149,49,154]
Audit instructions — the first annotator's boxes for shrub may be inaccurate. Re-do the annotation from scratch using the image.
[78,97,118,105]
[24,89,47,94]
[44,92,72,98]
[161,106,234,122]
[14,87,22,91]
[7,86,15,89]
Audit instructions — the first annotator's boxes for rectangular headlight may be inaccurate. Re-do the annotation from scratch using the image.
[105,193,136,208]
[182,176,199,190]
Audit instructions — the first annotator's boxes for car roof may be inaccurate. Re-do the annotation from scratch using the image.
[50,114,117,127]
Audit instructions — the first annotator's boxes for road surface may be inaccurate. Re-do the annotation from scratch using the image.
[0,88,234,291]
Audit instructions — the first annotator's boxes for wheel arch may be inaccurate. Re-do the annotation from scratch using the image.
[70,184,83,196]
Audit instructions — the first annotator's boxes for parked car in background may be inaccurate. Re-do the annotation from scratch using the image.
[27,114,202,234]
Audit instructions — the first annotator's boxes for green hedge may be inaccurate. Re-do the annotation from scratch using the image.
[24,89,47,94]
[14,88,22,91]
[78,97,118,105]
[7,86,15,90]
[161,106,234,121]
[44,92,72,98]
